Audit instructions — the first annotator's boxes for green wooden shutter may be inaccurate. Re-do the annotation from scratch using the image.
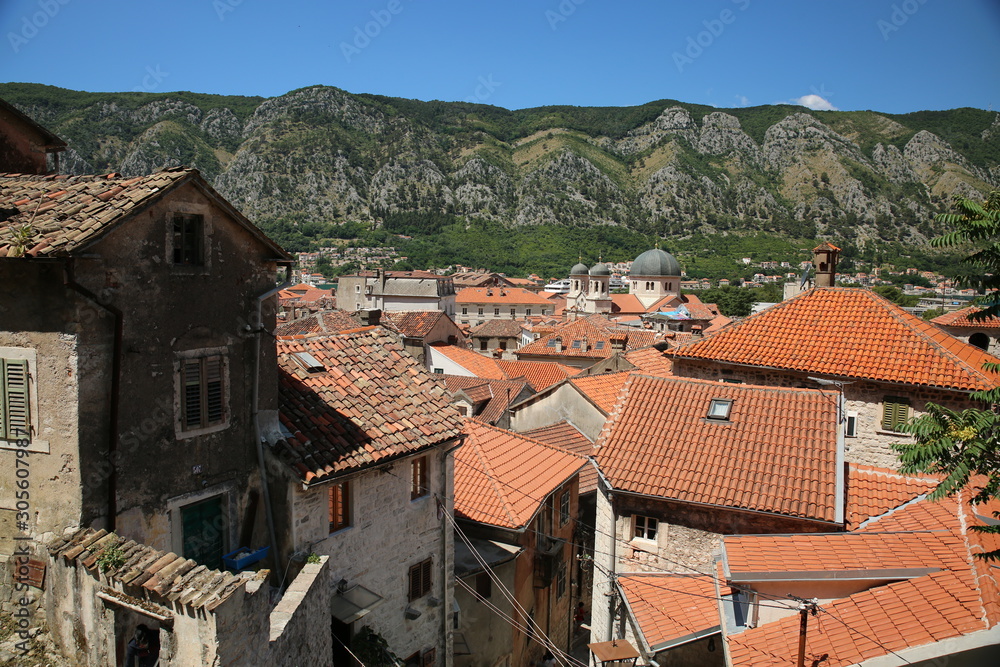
[882,397,909,432]
[2,359,30,441]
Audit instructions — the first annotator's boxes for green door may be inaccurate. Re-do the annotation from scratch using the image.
[181,496,224,570]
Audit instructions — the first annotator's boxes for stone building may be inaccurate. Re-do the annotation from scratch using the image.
[932,305,1000,356]
[589,374,841,665]
[337,270,457,316]
[667,286,1000,469]
[456,286,553,326]
[452,421,586,667]
[267,327,465,665]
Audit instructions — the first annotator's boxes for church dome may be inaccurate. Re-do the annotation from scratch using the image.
[570,262,590,275]
[630,248,681,277]
[590,263,610,276]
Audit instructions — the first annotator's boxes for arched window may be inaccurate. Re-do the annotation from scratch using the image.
[970,332,990,351]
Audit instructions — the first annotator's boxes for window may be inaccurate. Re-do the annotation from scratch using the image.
[172,213,204,265]
[355,285,361,293]
[475,572,492,599]
[498,341,507,351]
[480,340,488,351]
[433,368,444,374]
[634,515,658,541]
[494,308,500,317]
[408,558,432,600]
[411,456,428,500]
[559,490,570,525]
[882,397,910,432]
[478,307,484,316]
[510,308,516,317]
[707,398,732,421]
[462,307,468,316]
[846,411,859,438]
[179,355,226,432]
[525,309,532,316]
[1,357,30,442]
[556,562,567,598]
[329,480,351,532]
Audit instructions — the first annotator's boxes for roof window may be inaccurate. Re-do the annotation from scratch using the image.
[707,398,732,421]
[292,351,324,372]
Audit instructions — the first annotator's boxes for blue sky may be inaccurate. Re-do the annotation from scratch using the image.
[1,0,998,113]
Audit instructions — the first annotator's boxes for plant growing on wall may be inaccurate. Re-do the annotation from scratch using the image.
[96,543,126,573]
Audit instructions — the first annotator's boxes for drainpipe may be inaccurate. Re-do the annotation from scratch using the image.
[440,437,463,667]
[251,263,292,578]
[64,258,123,532]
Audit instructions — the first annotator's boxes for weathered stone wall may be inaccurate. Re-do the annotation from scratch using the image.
[454,557,517,667]
[671,359,977,470]
[265,557,332,666]
[590,482,617,645]
[284,447,454,663]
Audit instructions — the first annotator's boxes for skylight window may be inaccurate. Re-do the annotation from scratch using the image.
[571,340,582,349]
[292,351,324,372]
[707,398,732,421]
[594,341,605,350]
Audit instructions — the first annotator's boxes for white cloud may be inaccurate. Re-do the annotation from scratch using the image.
[735,94,749,106]
[791,94,838,111]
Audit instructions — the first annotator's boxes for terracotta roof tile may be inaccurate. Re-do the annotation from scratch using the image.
[47,528,260,611]
[728,570,984,666]
[619,574,729,649]
[622,346,674,377]
[595,375,840,522]
[454,421,586,529]
[429,343,506,379]
[381,310,450,338]
[444,375,529,424]
[274,328,463,483]
[569,372,631,413]
[496,359,578,391]
[275,310,363,337]
[456,287,551,305]
[932,305,1000,329]
[0,168,288,259]
[668,287,1000,391]
[521,420,597,493]
[845,464,938,529]
[470,319,524,338]
[517,315,664,360]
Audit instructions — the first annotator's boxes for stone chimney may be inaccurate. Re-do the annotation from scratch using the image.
[813,242,840,288]
[359,309,381,326]
[554,337,563,353]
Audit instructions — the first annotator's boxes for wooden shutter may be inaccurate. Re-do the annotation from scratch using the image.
[182,359,202,429]
[409,559,432,600]
[204,356,224,425]
[2,359,30,441]
[882,397,909,432]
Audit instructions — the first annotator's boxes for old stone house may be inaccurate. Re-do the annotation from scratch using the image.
[0,166,290,567]
[468,318,523,356]
[443,375,532,428]
[668,286,1000,469]
[381,309,466,365]
[452,420,586,667]
[590,374,842,664]
[932,305,1000,356]
[0,97,66,174]
[267,327,465,666]
[515,315,664,370]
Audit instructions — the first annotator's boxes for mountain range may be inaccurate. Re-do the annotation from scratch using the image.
[2,82,998,254]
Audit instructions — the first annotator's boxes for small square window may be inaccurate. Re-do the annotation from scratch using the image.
[634,515,657,541]
[707,398,732,420]
[846,411,858,438]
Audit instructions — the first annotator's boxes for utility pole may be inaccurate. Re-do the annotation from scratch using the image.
[791,595,819,667]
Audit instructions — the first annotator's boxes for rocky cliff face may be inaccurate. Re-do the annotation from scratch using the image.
[5,84,997,245]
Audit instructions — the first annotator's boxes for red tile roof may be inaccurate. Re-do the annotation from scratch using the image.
[274,328,463,483]
[470,319,524,338]
[622,346,674,377]
[845,464,938,529]
[521,420,597,493]
[728,570,985,667]
[932,306,1000,329]
[429,343,506,379]
[619,574,729,650]
[381,310,451,338]
[454,421,586,529]
[724,530,968,579]
[496,359,578,391]
[569,372,631,413]
[668,287,1000,391]
[444,375,529,424]
[275,310,363,337]
[517,315,663,360]
[595,375,840,522]
[0,168,288,259]
[456,287,551,305]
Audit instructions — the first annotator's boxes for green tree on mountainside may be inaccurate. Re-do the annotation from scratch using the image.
[893,191,1000,560]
